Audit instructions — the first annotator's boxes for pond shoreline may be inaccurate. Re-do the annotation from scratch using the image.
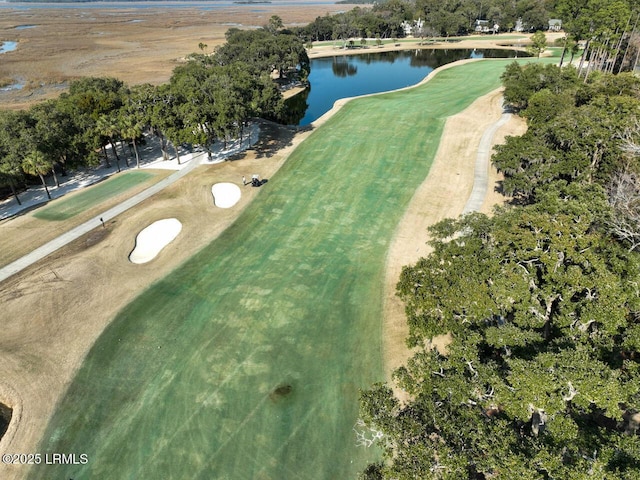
[307,34,535,60]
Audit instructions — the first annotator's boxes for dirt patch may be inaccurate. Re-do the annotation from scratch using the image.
[270,384,294,402]
[82,226,110,248]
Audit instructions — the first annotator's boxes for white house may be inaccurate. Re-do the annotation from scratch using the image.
[548,19,562,31]
[475,19,490,33]
[475,19,499,34]
[401,18,424,37]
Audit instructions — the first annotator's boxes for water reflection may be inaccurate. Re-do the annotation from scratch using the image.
[332,58,358,77]
[279,88,311,126]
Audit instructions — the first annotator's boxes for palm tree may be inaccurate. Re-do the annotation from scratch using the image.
[96,114,122,172]
[22,150,53,200]
[120,115,144,168]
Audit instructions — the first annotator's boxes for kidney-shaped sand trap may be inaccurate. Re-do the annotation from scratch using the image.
[211,182,241,208]
[129,218,182,264]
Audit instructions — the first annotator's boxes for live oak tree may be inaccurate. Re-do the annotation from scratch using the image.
[168,59,282,159]
[495,64,640,201]
[213,28,310,82]
[0,110,28,204]
[360,184,640,479]
[500,62,579,111]
[608,169,640,251]
[60,77,127,169]
[29,99,91,182]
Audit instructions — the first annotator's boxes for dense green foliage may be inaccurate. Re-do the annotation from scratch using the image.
[496,62,640,200]
[213,27,310,81]
[360,63,640,479]
[294,0,637,41]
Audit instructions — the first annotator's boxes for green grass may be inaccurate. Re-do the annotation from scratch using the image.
[30,59,535,480]
[33,171,155,221]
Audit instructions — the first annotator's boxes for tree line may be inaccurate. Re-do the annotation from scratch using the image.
[0,24,307,204]
[295,0,555,41]
[294,0,640,76]
[358,63,640,478]
[293,0,634,41]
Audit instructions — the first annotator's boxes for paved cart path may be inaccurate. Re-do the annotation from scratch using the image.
[0,154,203,283]
[463,108,511,214]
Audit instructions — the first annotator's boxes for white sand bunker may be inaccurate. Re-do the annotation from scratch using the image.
[211,182,241,208]
[129,218,182,264]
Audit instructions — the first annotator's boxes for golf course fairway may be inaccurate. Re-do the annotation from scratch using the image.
[30,59,523,479]
[33,171,157,221]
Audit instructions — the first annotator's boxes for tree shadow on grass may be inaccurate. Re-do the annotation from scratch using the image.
[234,119,312,161]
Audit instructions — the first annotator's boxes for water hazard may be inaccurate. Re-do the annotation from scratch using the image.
[284,48,525,125]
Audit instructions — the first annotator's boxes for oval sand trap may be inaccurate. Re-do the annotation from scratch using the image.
[129,218,182,264]
[211,182,241,208]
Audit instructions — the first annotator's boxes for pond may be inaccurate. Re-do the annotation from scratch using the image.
[0,41,18,54]
[284,48,525,125]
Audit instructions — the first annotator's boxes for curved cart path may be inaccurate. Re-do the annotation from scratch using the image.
[463,108,511,214]
[383,88,525,390]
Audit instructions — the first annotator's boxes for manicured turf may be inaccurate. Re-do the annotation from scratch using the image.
[31,60,532,479]
[33,171,155,221]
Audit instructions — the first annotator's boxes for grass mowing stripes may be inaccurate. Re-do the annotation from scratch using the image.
[30,59,530,480]
[34,171,155,221]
